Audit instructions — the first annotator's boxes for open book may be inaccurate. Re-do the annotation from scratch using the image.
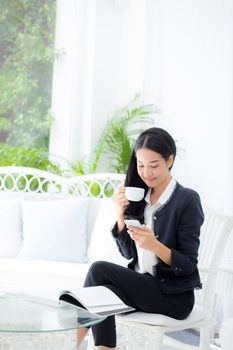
[24,286,135,316]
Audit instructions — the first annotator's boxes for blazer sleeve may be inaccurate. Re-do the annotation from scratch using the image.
[160,192,204,276]
[111,223,135,260]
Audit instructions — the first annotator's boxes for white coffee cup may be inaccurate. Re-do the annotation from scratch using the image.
[125,187,145,202]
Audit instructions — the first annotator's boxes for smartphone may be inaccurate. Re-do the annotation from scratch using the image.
[124,219,142,228]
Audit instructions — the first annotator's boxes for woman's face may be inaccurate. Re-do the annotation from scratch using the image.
[136,148,173,189]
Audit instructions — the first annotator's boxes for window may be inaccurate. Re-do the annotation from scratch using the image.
[0,0,56,149]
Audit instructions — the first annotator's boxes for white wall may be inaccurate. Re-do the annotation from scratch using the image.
[144,6,233,325]
[91,0,147,151]
[144,0,233,217]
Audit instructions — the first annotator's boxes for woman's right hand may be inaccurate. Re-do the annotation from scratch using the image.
[113,186,129,216]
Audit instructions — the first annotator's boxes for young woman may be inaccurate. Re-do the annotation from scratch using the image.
[77,127,204,350]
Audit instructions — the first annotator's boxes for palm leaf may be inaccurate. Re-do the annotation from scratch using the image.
[71,95,157,175]
[94,95,156,173]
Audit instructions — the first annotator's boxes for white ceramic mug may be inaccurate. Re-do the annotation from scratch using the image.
[125,187,145,202]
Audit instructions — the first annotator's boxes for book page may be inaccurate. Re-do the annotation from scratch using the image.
[62,286,125,308]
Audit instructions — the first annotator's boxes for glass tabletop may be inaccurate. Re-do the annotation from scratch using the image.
[0,293,106,333]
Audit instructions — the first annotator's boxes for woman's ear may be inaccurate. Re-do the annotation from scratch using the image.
[167,155,174,169]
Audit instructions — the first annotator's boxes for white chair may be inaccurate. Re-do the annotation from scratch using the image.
[220,318,233,350]
[115,205,233,350]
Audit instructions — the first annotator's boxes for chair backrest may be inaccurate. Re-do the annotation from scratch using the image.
[195,205,233,314]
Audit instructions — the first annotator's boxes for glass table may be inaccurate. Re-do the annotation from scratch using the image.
[0,293,106,350]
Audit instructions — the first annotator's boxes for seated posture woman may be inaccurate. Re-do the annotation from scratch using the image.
[77,127,204,350]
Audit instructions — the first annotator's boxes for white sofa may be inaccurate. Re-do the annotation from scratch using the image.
[0,167,127,295]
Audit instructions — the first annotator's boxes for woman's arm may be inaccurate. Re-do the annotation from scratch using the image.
[113,186,129,232]
[111,222,134,259]
[159,191,204,276]
[111,186,134,259]
[167,192,204,275]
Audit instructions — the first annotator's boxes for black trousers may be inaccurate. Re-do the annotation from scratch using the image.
[84,261,194,348]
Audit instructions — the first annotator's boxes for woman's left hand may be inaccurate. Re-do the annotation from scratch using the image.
[127,225,158,251]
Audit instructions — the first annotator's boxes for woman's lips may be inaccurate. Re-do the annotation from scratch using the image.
[144,178,156,183]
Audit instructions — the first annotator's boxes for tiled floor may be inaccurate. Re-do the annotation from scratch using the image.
[79,329,201,349]
[79,327,222,349]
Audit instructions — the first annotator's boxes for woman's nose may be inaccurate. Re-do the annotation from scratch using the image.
[143,167,153,178]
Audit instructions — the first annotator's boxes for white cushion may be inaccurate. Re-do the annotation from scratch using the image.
[88,199,128,266]
[0,199,22,257]
[116,305,207,326]
[19,198,89,263]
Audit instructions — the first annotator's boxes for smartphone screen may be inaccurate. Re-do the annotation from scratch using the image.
[124,219,142,228]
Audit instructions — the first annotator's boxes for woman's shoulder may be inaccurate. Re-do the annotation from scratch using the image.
[174,182,201,202]
[172,182,204,224]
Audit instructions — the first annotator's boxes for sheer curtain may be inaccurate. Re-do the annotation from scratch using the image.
[49,0,96,164]
[49,0,148,164]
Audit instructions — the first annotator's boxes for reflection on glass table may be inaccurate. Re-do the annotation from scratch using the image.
[0,293,106,350]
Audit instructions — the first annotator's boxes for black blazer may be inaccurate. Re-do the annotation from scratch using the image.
[112,183,204,295]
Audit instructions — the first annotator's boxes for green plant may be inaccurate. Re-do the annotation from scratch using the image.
[0,144,61,174]
[71,95,156,175]
[0,0,56,148]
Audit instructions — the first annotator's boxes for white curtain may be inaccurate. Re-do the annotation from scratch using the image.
[49,0,148,164]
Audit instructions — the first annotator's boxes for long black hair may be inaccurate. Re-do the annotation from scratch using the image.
[124,127,176,220]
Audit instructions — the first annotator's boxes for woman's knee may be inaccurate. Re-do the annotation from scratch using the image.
[84,261,113,287]
[89,261,112,275]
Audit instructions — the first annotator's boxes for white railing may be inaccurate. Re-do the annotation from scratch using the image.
[0,166,125,198]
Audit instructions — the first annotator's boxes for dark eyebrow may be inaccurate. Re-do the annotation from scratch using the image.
[137,160,159,164]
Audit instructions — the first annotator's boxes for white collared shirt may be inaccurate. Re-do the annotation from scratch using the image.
[135,177,177,275]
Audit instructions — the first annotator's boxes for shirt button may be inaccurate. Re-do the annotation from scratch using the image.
[154,216,157,220]
[160,278,165,282]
